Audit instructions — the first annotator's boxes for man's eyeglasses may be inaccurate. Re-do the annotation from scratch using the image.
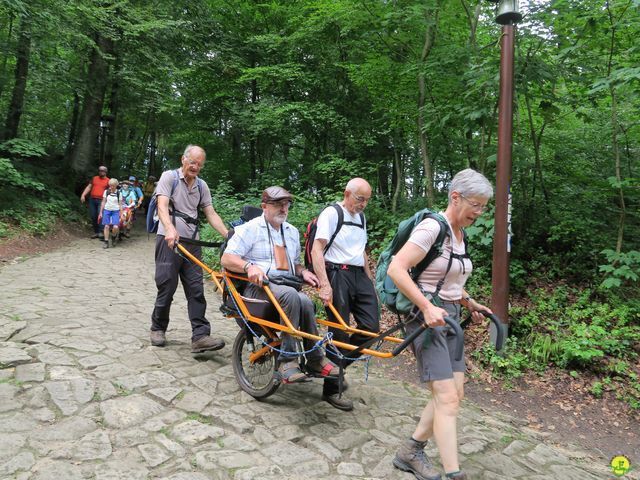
[352,193,371,203]
[267,200,292,208]
[460,194,488,213]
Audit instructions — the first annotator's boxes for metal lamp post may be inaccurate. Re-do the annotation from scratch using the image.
[490,0,521,349]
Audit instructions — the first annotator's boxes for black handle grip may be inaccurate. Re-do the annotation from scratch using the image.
[478,310,505,351]
[392,316,464,361]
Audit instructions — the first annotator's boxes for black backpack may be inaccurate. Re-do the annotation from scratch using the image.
[303,203,365,272]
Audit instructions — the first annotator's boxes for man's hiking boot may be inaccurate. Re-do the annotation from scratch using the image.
[91,233,100,239]
[322,392,354,411]
[191,336,225,353]
[277,361,310,384]
[393,438,442,480]
[150,330,166,347]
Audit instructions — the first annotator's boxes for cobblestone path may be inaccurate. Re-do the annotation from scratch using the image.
[0,228,633,479]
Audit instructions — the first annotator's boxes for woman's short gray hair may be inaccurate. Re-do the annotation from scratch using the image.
[448,168,493,201]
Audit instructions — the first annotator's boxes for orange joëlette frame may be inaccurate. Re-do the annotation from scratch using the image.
[176,243,402,359]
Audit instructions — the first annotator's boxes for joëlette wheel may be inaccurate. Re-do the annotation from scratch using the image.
[232,328,280,400]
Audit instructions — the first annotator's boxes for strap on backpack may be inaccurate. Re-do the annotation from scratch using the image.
[324,203,365,254]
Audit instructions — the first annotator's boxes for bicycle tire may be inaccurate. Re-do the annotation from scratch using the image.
[232,329,280,400]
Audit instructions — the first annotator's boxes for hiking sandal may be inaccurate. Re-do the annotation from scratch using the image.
[277,361,310,384]
[305,357,340,378]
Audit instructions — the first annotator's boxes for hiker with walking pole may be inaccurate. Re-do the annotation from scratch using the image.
[387,169,493,480]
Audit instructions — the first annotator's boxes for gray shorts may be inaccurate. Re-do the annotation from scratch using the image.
[406,302,465,382]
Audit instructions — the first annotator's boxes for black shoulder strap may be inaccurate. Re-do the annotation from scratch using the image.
[410,213,449,281]
[320,204,342,254]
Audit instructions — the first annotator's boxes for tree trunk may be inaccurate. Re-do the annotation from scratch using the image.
[69,34,113,175]
[64,91,81,163]
[417,6,439,207]
[2,14,30,141]
[391,146,403,213]
[104,48,121,171]
[0,13,14,101]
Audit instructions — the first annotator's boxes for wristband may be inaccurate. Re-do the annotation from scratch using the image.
[243,261,253,272]
[464,295,473,304]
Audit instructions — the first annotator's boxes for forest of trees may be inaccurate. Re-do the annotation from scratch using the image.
[0,1,638,405]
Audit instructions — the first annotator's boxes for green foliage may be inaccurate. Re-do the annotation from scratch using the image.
[475,285,640,408]
[599,249,640,290]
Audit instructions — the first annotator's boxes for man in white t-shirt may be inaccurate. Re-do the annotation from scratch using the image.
[311,178,380,411]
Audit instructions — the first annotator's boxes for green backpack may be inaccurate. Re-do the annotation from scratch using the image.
[375,209,466,314]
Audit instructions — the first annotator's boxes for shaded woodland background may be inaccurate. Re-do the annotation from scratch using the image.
[0,0,639,408]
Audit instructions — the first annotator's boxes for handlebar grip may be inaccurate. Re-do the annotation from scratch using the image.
[445,317,464,362]
[478,310,505,351]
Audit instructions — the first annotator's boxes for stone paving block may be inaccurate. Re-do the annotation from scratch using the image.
[112,373,148,392]
[475,453,530,477]
[337,461,366,476]
[502,439,533,456]
[58,338,105,353]
[0,451,35,477]
[15,361,45,382]
[0,342,32,366]
[0,319,26,341]
[233,465,284,480]
[148,386,183,405]
[138,442,171,467]
[48,365,83,380]
[261,441,319,466]
[0,382,19,412]
[175,389,214,412]
[146,370,177,386]
[164,473,211,480]
[78,353,115,368]
[30,458,85,480]
[44,378,95,415]
[201,406,253,434]
[0,367,13,380]
[71,430,112,460]
[30,407,56,422]
[253,425,276,445]
[0,411,38,432]
[327,428,371,451]
[100,394,164,428]
[93,459,149,480]
[120,350,162,368]
[526,442,570,465]
[171,419,225,445]
[460,438,490,455]
[141,409,187,432]
[155,433,186,457]
[0,433,26,462]
[190,373,219,394]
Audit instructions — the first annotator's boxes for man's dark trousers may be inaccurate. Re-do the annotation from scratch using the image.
[151,235,211,341]
[323,264,379,396]
[89,197,102,234]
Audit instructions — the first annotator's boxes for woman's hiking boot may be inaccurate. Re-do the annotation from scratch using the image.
[103,240,109,249]
[393,438,442,480]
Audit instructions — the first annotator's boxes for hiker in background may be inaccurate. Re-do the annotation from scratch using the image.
[310,178,379,411]
[150,145,229,354]
[387,169,493,480]
[129,176,144,210]
[221,186,340,384]
[142,175,157,213]
[98,178,123,249]
[119,180,137,238]
[80,165,110,239]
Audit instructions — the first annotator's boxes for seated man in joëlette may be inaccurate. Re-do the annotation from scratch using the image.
[221,186,340,384]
